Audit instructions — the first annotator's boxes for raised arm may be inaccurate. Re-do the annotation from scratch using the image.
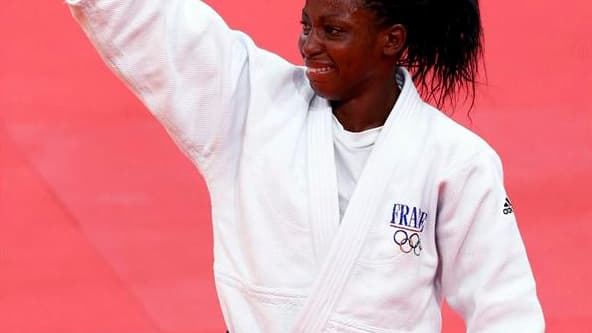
[67,0,296,172]
[436,149,545,332]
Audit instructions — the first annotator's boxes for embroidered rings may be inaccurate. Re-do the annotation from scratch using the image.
[393,229,422,256]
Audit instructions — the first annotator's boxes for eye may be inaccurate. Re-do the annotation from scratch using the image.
[300,20,311,35]
[324,25,344,37]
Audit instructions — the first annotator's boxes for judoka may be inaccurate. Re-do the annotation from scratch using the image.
[66,0,545,331]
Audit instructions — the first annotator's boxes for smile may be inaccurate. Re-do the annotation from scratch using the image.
[307,66,334,74]
[306,66,333,75]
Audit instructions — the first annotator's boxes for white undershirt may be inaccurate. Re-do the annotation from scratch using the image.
[332,115,382,221]
[332,72,403,221]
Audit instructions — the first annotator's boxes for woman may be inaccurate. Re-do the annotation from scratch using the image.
[66,0,545,331]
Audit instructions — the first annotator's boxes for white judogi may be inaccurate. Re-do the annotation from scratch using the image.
[67,0,545,332]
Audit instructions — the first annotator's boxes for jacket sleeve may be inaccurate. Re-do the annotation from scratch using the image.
[66,0,265,172]
[436,149,545,332]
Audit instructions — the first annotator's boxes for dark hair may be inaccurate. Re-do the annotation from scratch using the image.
[363,0,484,111]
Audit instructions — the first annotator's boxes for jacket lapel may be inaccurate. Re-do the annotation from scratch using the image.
[294,68,427,332]
[306,95,341,265]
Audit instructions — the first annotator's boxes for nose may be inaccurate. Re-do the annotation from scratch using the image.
[299,30,323,59]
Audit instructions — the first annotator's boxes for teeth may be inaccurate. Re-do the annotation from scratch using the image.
[307,67,333,74]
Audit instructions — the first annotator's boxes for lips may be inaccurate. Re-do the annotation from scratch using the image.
[307,66,333,74]
[305,62,335,80]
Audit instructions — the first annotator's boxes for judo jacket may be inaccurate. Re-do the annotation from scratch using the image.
[67,0,545,332]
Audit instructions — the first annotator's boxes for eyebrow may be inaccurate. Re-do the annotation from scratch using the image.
[301,10,349,20]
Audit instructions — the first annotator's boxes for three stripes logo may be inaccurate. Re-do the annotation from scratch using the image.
[503,197,514,215]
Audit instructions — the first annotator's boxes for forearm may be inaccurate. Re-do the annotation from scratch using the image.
[66,0,252,163]
[67,0,236,109]
[437,150,545,332]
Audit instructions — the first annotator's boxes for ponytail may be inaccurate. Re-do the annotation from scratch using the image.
[364,0,484,111]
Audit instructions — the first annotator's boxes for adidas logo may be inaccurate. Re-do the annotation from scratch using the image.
[503,198,514,215]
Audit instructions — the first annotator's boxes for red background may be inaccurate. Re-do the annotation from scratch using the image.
[0,0,591,332]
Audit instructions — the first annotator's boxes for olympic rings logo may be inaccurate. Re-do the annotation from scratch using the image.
[393,229,422,256]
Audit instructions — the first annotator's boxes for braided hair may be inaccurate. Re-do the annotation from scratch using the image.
[364,0,483,110]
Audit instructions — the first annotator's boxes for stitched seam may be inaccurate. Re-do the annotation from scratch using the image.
[328,315,403,333]
[214,270,307,306]
[78,1,204,168]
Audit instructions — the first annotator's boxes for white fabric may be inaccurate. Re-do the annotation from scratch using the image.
[332,115,382,220]
[67,0,545,332]
[331,74,401,221]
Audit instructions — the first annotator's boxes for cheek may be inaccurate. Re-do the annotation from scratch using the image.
[343,44,380,73]
[332,49,360,76]
[331,40,365,65]
[297,34,306,57]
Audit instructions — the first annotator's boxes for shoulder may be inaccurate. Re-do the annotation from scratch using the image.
[229,31,313,103]
[420,104,503,177]
[395,67,503,178]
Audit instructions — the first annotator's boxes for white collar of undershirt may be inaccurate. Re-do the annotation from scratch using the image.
[332,115,383,150]
[331,70,404,150]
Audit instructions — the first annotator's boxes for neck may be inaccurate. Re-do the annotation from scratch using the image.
[331,78,400,132]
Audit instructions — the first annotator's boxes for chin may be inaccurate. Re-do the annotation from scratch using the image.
[309,81,342,101]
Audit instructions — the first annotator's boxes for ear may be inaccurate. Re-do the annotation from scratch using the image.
[382,24,406,57]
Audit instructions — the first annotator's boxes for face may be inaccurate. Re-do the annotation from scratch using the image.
[298,0,394,101]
